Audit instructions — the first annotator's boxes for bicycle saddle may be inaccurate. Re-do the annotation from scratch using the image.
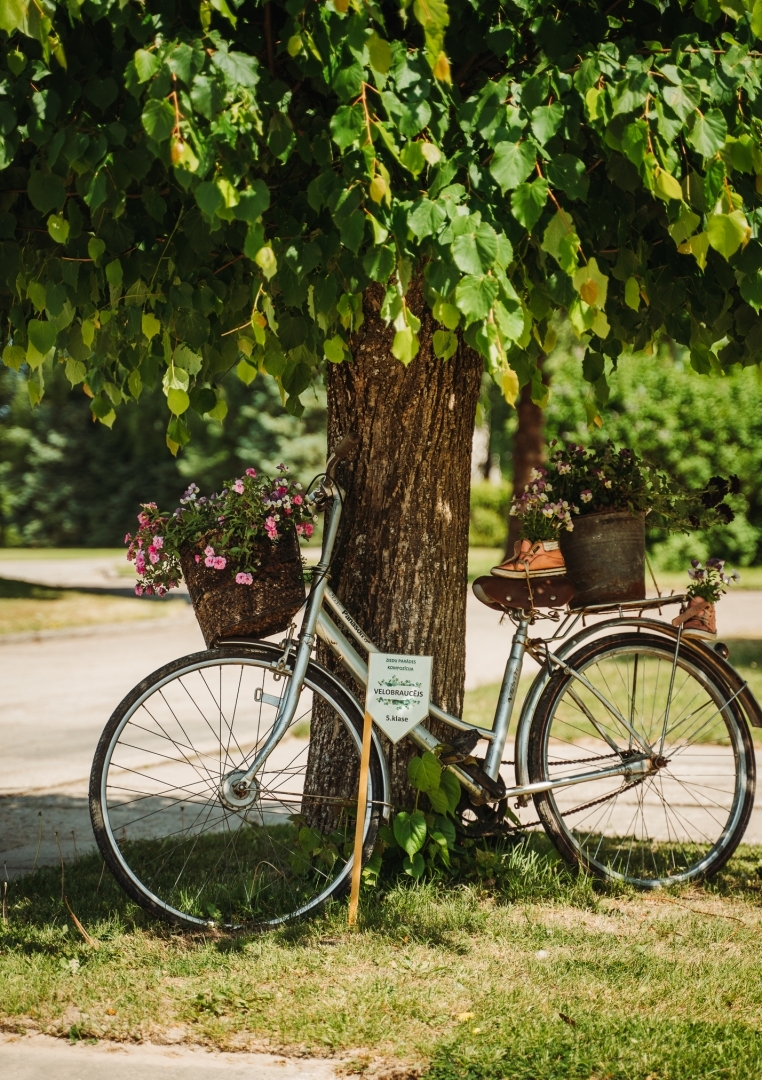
[472,574,576,612]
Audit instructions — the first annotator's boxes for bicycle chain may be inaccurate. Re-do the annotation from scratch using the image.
[475,774,648,834]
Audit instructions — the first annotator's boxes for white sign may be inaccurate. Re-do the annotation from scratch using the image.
[365,653,432,744]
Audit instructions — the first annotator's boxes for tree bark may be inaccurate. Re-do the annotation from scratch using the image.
[506,361,548,556]
[305,279,483,810]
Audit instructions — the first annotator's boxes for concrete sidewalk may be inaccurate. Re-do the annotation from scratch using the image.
[0,1034,338,1080]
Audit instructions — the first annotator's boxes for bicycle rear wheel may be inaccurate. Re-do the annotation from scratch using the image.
[90,643,386,928]
[527,633,755,887]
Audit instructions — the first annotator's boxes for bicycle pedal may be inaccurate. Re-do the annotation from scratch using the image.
[439,729,481,765]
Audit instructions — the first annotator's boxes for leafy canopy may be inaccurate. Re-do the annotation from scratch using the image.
[3,0,762,450]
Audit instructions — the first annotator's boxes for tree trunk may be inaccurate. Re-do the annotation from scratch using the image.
[305,279,483,810]
[506,361,547,556]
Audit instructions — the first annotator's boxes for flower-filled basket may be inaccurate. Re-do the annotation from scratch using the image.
[126,466,315,647]
[508,442,738,609]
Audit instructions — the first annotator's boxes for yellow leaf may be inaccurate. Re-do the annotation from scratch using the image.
[579,279,598,306]
[654,168,683,203]
[678,231,710,271]
[501,366,519,406]
[369,175,388,204]
[572,257,608,309]
[432,51,451,83]
[333,0,349,12]
[255,245,277,279]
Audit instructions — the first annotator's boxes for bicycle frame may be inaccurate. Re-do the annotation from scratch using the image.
[236,488,752,806]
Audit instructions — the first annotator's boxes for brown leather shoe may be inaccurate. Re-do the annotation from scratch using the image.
[491,539,566,579]
[672,596,717,639]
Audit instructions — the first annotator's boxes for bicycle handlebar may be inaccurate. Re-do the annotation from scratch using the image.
[325,432,360,481]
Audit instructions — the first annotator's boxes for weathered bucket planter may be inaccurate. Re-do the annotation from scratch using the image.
[181,529,305,647]
[560,510,646,608]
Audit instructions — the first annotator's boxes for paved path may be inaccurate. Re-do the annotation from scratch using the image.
[1,555,761,877]
[0,1034,337,1080]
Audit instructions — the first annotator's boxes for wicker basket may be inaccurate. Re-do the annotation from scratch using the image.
[181,529,305,647]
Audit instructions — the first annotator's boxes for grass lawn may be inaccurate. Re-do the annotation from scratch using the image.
[0,578,184,635]
[3,841,762,1078]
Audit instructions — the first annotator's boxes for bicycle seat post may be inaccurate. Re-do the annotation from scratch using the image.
[482,614,531,779]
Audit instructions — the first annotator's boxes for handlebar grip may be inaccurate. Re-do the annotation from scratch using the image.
[325,432,360,480]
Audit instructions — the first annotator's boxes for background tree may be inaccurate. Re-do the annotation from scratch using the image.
[4,0,762,796]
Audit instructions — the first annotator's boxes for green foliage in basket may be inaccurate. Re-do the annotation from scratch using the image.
[124,465,314,595]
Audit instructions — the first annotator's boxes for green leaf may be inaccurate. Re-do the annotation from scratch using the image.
[668,203,701,246]
[408,198,447,240]
[753,0,762,37]
[439,770,461,814]
[27,320,57,357]
[46,214,69,244]
[363,245,396,283]
[400,141,427,177]
[237,358,257,385]
[255,246,277,279]
[455,274,499,324]
[195,180,224,218]
[330,105,365,150]
[2,344,25,371]
[408,751,442,793]
[530,102,563,145]
[234,181,270,223]
[324,335,347,363]
[0,0,25,34]
[142,312,161,341]
[141,99,175,142]
[663,80,701,122]
[510,178,548,231]
[433,299,460,329]
[433,328,458,360]
[105,260,123,288]
[134,49,160,82]
[392,326,420,365]
[211,49,259,90]
[427,786,450,814]
[685,109,727,158]
[706,211,749,259]
[542,210,579,274]
[65,357,86,385]
[88,237,106,264]
[547,155,589,201]
[27,172,66,214]
[367,32,392,74]
[402,851,426,878]
[393,809,428,857]
[451,222,498,275]
[624,277,641,311]
[490,140,536,193]
[654,168,683,203]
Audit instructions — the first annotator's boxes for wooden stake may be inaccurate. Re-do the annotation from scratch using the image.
[348,710,374,926]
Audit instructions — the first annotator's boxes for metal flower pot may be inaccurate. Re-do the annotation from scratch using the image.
[560,510,646,609]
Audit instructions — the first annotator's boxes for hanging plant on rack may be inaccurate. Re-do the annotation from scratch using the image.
[672,557,740,640]
[125,466,315,646]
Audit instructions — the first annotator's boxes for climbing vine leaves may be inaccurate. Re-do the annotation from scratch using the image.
[3,0,762,445]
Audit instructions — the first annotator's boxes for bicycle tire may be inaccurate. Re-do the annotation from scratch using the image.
[89,642,386,929]
[527,632,755,887]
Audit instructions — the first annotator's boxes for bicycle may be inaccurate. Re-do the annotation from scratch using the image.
[89,436,762,930]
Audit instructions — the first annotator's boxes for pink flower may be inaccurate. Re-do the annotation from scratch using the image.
[213,556,226,570]
[292,495,303,505]
[245,468,257,477]
[157,586,166,597]
[303,523,314,538]
[204,545,215,556]
[233,479,244,494]
[145,585,154,596]
[135,552,146,574]
[284,507,292,515]
[204,556,215,567]
[124,533,132,544]
[195,554,201,563]
[153,536,164,549]
[149,551,160,565]
[265,516,278,539]
[236,572,254,585]
[135,584,143,596]
[295,523,304,536]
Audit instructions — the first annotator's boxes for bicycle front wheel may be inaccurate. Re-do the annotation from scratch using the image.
[89,643,386,929]
[527,633,755,887]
